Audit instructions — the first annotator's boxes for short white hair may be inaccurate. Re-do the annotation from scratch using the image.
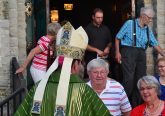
[137,75,161,96]
[87,58,109,72]
[140,6,155,18]
[47,22,61,36]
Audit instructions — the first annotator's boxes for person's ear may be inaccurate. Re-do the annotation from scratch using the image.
[107,70,109,74]
[71,60,79,73]
[74,60,79,70]
[87,70,91,80]
[142,14,147,21]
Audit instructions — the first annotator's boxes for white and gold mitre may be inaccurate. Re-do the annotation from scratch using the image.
[31,22,88,115]
[56,22,88,60]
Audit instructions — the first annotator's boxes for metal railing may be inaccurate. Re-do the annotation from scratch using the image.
[0,57,27,116]
[0,88,26,116]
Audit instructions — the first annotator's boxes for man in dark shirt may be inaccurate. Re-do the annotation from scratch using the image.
[85,8,112,80]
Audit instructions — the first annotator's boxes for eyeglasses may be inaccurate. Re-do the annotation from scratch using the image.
[145,14,153,20]
[139,86,155,91]
[91,71,107,75]
[157,65,165,68]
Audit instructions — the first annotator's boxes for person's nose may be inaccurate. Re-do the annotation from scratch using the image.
[143,88,148,94]
[97,72,102,77]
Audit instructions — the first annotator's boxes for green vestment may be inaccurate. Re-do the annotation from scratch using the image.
[14,70,111,116]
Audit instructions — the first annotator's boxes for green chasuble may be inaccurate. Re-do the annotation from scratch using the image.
[14,70,111,116]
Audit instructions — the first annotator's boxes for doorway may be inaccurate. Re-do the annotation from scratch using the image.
[26,0,134,88]
[26,0,144,88]
[49,0,132,38]
[48,0,132,81]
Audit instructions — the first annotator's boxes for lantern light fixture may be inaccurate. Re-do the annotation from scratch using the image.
[50,10,59,23]
[64,4,73,10]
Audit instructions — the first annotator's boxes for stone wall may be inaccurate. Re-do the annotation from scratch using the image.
[144,0,156,75]
[144,0,165,75]
[0,0,10,100]
[0,0,26,101]
[157,0,165,50]
[0,19,10,100]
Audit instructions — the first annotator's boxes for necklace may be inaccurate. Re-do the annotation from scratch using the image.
[145,100,162,115]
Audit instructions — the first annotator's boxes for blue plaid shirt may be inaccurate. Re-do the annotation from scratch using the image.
[116,19,158,49]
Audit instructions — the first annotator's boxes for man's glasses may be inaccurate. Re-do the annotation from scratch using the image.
[145,14,153,20]
[91,71,107,75]
[157,65,165,68]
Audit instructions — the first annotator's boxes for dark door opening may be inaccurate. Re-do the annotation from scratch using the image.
[50,0,132,38]
[27,0,144,88]
[31,0,132,84]
[48,0,132,81]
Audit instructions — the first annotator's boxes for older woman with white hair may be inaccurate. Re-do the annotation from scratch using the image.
[131,76,165,116]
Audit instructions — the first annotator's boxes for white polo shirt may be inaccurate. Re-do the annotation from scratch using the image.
[87,79,132,116]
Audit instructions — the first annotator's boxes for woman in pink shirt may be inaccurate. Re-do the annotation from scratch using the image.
[15,22,61,83]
